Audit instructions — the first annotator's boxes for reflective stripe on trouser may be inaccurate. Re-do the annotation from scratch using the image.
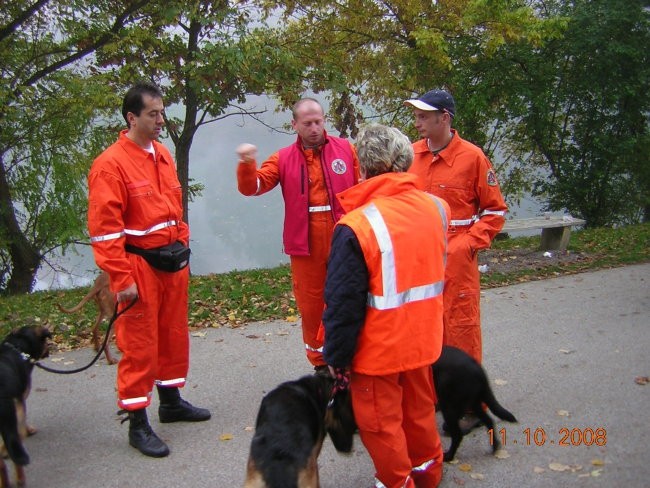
[115,254,190,411]
[443,231,482,364]
[289,212,334,366]
[351,366,443,488]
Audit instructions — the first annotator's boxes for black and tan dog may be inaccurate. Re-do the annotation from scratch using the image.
[433,345,517,461]
[0,326,51,488]
[244,374,356,488]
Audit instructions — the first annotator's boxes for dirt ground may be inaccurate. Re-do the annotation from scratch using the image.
[478,246,592,275]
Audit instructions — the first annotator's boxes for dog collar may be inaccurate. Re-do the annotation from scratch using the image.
[1,341,33,362]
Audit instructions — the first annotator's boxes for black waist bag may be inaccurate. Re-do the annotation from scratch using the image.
[125,241,190,272]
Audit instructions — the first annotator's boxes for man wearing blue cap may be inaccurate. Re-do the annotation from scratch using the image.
[404,89,508,432]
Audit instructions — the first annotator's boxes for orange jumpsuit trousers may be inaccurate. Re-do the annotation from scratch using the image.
[290,211,335,366]
[443,228,482,363]
[115,254,190,411]
[351,366,444,488]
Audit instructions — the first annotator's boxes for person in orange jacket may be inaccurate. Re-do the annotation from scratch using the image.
[323,124,449,488]
[404,89,508,431]
[236,98,360,373]
[88,82,210,458]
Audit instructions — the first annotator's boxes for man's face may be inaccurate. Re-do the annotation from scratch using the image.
[413,108,446,140]
[291,101,326,147]
[128,94,165,141]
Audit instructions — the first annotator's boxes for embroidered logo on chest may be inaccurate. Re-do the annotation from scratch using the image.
[331,159,347,175]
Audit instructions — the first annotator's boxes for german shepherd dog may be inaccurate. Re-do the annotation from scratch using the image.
[432,346,517,461]
[57,271,117,364]
[244,374,356,488]
[0,326,52,488]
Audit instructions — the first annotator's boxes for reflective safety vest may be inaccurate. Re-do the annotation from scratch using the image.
[336,173,449,375]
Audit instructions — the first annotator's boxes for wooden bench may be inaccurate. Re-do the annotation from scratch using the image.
[500,216,587,251]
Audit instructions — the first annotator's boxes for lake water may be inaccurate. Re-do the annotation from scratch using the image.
[34,96,542,290]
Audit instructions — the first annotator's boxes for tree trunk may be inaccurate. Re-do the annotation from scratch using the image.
[0,158,42,294]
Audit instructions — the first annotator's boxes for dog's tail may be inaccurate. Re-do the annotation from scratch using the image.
[56,288,97,314]
[483,385,517,423]
[0,399,30,466]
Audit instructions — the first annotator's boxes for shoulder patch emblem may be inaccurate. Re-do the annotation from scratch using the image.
[487,169,498,187]
[331,159,347,175]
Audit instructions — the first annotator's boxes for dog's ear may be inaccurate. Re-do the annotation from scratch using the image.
[325,390,356,453]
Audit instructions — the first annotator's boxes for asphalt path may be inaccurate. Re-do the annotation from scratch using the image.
[17,263,650,487]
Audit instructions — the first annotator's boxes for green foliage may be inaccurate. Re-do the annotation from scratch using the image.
[0,0,141,293]
[500,0,650,226]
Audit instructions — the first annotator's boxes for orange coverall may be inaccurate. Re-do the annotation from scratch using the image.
[409,130,507,364]
[88,131,190,411]
[237,137,359,366]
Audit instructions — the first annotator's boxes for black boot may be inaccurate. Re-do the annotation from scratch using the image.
[127,409,169,458]
[157,386,211,423]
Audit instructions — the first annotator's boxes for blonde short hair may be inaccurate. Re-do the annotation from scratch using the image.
[356,124,413,178]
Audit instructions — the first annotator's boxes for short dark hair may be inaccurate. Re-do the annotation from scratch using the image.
[122,82,163,128]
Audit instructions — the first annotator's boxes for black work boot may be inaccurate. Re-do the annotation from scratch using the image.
[127,409,169,458]
[157,386,211,423]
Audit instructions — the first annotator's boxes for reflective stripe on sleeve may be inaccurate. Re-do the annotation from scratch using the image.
[90,231,125,243]
[305,343,324,353]
[450,216,477,226]
[363,203,444,311]
[480,209,506,217]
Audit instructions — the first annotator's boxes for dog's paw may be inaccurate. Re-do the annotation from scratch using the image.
[443,450,455,462]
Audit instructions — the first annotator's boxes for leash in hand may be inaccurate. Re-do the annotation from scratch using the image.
[35,297,137,374]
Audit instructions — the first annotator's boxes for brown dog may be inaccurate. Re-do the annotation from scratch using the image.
[57,271,118,364]
[0,326,52,488]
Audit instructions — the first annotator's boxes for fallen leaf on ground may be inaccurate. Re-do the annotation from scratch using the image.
[244,426,254,432]
[533,466,545,474]
[559,348,574,354]
[276,329,289,336]
[634,376,649,385]
[285,315,299,322]
[494,378,508,386]
[246,334,260,339]
[470,473,485,480]
[557,409,570,417]
[494,449,510,459]
[549,463,570,472]
[591,469,603,477]
[591,459,605,466]
[191,331,207,337]
[219,433,234,441]
[458,463,472,472]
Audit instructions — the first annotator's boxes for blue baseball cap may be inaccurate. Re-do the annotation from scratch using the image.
[404,89,455,117]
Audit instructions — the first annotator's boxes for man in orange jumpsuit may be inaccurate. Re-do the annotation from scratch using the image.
[88,82,210,458]
[404,89,507,430]
[236,98,360,373]
[323,124,449,488]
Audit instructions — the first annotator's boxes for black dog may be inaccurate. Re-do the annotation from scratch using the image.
[244,374,356,488]
[432,345,517,461]
[0,326,51,488]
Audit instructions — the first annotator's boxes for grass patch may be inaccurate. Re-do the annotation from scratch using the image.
[1,223,648,349]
